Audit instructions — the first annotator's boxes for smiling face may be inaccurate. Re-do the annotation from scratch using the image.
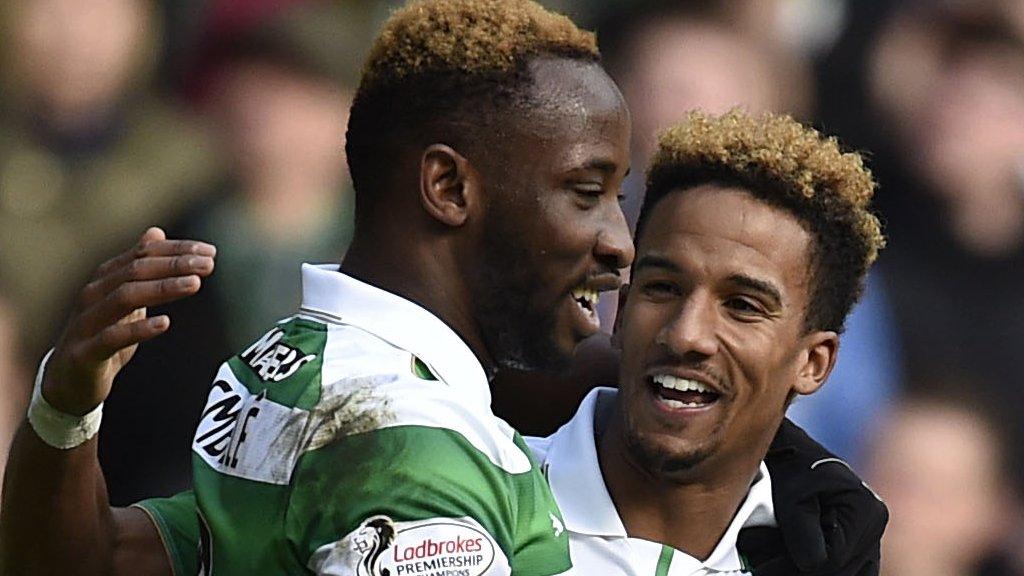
[615,184,836,477]
[471,57,634,371]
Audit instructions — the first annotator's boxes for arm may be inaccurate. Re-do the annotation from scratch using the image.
[289,425,524,576]
[1,228,215,576]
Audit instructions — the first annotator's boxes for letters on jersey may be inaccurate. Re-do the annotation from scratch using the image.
[192,363,310,485]
[312,515,503,576]
[241,326,318,382]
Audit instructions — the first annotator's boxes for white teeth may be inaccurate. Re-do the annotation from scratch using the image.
[571,287,599,308]
[653,374,715,395]
[658,398,703,409]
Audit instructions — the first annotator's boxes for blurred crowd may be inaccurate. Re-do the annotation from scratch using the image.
[1,0,1023,573]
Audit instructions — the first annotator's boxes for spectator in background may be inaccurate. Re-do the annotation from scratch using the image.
[866,394,1023,576]
[858,1,1024,491]
[176,0,364,350]
[597,1,811,226]
[0,0,223,361]
[0,292,29,490]
[99,0,367,504]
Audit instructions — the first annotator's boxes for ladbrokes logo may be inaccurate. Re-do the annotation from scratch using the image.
[392,534,485,560]
[349,517,498,576]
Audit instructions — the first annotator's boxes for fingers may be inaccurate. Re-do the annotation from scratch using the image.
[82,254,215,307]
[69,228,216,345]
[77,315,171,362]
[138,238,216,259]
[91,229,214,280]
[77,276,202,333]
[80,228,216,310]
[91,227,169,279]
[141,226,167,243]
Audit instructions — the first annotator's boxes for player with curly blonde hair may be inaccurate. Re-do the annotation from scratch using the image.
[574,109,887,573]
[640,109,884,333]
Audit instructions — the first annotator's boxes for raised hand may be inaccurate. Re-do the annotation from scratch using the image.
[740,419,887,576]
[40,227,216,416]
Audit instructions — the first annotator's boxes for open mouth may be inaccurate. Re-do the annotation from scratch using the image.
[570,286,599,319]
[649,374,721,409]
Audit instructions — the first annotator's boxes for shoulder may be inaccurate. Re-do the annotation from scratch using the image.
[313,320,533,475]
[524,434,554,465]
[193,316,532,484]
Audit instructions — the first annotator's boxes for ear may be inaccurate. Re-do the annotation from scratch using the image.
[609,284,630,350]
[419,144,479,227]
[792,331,839,396]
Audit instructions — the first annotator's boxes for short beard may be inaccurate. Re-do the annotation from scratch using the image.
[472,220,570,373]
[624,430,714,475]
[477,277,564,371]
[622,411,721,477]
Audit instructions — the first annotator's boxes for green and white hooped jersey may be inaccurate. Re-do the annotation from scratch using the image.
[526,388,777,576]
[137,265,571,576]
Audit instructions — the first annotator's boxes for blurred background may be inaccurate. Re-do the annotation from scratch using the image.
[0,0,1022,573]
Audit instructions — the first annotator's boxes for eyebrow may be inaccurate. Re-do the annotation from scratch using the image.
[633,254,681,273]
[572,159,627,176]
[634,256,785,308]
[728,274,784,309]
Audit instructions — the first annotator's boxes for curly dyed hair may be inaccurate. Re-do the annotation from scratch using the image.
[345,0,599,210]
[636,110,884,333]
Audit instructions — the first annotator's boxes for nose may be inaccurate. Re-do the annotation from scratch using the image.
[656,292,719,359]
[595,203,635,270]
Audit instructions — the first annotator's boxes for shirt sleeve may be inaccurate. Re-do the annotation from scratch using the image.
[285,425,518,576]
[133,491,200,576]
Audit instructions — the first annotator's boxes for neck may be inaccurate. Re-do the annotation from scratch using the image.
[341,229,495,374]
[597,408,761,560]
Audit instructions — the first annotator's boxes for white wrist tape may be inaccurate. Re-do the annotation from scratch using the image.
[27,350,103,450]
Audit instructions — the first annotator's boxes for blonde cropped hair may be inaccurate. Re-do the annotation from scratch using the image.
[639,110,884,332]
[362,0,598,88]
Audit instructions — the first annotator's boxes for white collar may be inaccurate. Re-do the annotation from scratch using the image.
[299,263,491,409]
[543,387,777,572]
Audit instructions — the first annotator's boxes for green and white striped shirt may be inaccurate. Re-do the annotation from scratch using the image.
[138,264,572,576]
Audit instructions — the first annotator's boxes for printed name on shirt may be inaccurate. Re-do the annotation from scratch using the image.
[241,326,317,382]
[193,364,310,485]
[193,379,264,469]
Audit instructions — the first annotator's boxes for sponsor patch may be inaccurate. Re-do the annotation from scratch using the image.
[310,516,505,576]
[192,364,310,485]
